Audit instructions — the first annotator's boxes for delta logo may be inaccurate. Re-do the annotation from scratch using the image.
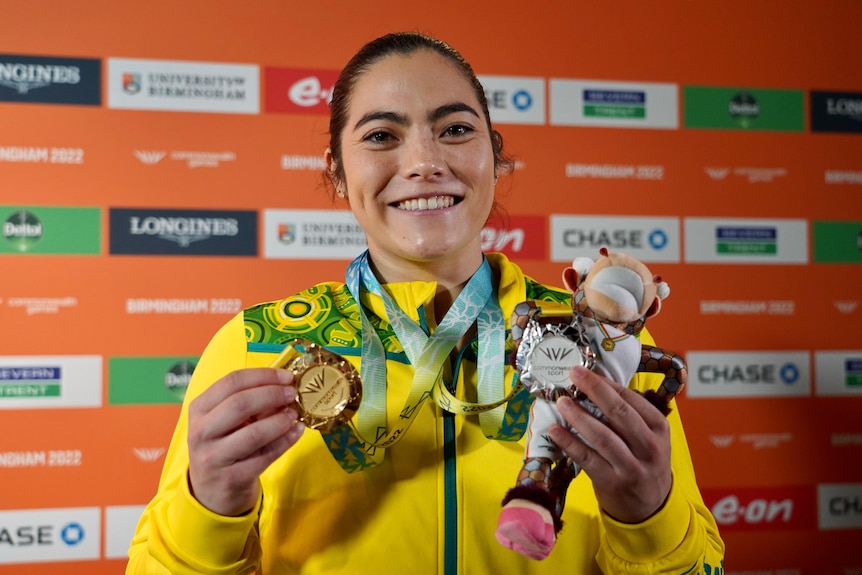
[265,67,340,115]
[701,486,817,531]
[481,215,546,260]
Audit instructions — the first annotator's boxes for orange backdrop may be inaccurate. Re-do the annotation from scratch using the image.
[1,1,861,573]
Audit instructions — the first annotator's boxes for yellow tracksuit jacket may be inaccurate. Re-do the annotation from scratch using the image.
[126,253,725,574]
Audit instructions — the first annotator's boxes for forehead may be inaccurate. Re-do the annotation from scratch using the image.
[347,50,480,118]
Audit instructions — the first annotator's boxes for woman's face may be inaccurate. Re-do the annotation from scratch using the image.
[331,49,496,280]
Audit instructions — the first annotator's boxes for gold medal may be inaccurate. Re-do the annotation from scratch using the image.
[601,338,616,351]
[269,339,362,432]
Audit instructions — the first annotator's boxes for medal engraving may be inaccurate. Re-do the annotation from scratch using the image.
[270,339,362,432]
[514,307,595,401]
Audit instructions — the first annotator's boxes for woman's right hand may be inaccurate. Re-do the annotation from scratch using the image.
[186,368,305,517]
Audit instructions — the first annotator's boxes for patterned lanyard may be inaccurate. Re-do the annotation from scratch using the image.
[329,249,507,469]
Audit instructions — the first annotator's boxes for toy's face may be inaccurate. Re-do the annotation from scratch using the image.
[581,253,657,324]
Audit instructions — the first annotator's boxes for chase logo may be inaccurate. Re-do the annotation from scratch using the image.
[818,484,862,529]
[0,508,100,563]
[550,215,680,263]
[0,54,101,105]
[478,75,545,125]
[684,217,808,263]
[814,352,862,396]
[686,352,811,398]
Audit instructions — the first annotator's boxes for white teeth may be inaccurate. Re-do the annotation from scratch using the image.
[396,195,455,211]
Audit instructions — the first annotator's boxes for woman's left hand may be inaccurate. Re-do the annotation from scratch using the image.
[548,365,672,524]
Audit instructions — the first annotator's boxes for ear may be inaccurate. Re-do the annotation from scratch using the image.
[324,148,346,198]
[645,296,662,318]
[562,267,579,293]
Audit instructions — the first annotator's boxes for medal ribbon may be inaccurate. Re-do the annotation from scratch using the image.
[323,250,517,471]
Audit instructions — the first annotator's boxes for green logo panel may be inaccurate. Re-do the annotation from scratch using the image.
[108,356,198,405]
[683,86,804,131]
[813,221,862,263]
[0,206,101,254]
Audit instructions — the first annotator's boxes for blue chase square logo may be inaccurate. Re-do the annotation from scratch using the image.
[779,363,800,385]
[60,522,85,546]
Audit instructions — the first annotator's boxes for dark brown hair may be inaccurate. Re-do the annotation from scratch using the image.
[326,31,513,192]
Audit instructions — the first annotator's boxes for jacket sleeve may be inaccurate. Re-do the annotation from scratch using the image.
[126,312,263,575]
[595,330,725,575]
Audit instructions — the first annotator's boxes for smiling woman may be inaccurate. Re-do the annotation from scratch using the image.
[126,32,724,575]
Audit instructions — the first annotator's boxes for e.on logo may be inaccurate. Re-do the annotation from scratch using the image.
[265,67,340,115]
[701,486,816,531]
[481,215,546,260]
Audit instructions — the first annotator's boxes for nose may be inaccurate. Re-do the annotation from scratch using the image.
[403,132,446,180]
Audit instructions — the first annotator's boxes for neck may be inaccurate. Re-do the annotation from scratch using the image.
[367,248,484,319]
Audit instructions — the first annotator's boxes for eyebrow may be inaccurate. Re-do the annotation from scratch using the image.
[352,101,481,131]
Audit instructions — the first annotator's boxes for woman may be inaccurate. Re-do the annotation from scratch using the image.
[127,32,724,574]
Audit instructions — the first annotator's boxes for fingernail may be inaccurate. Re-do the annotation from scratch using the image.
[556,395,574,411]
[571,366,588,379]
[284,386,297,403]
[276,369,293,384]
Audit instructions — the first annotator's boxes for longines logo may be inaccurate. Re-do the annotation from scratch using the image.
[811,91,862,134]
[0,54,101,105]
[109,208,258,256]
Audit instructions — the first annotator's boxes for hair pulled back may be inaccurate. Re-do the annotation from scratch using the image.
[326,31,512,191]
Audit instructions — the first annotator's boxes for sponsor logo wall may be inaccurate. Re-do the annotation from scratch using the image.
[1,2,860,572]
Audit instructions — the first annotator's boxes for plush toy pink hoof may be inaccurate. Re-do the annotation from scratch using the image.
[495,502,556,560]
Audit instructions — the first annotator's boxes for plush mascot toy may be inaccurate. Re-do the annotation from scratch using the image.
[494,247,687,560]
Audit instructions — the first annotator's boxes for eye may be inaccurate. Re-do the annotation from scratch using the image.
[363,130,395,144]
[442,124,474,137]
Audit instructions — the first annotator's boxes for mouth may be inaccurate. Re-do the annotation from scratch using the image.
[393,195,459,211]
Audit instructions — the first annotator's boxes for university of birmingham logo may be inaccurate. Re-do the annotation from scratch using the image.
[123,72,141,94]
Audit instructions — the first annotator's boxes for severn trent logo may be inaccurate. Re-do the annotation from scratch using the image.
[3,210,42,251]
